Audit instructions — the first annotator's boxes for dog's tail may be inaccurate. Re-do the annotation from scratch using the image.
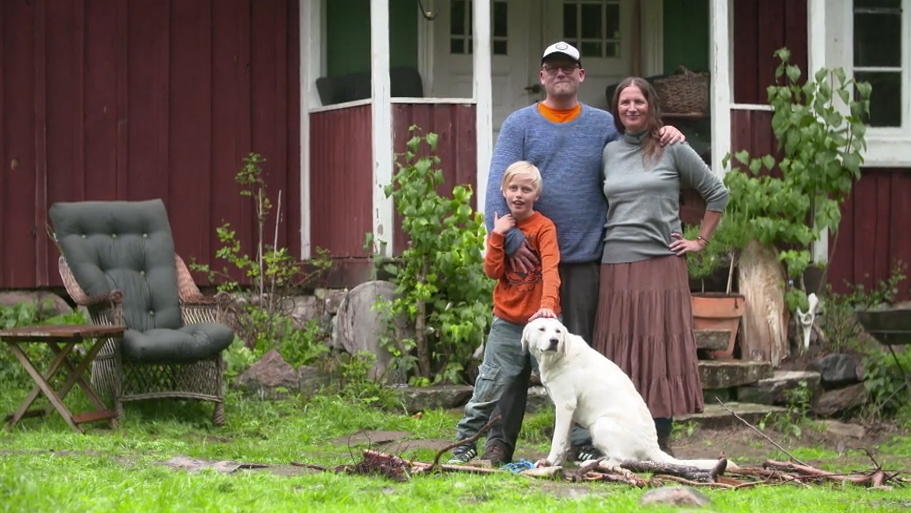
[650,450,727,475]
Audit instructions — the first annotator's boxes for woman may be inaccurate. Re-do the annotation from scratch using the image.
[593,77,728,453]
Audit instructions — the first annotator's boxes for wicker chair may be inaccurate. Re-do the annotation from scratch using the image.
[49,199,234,425]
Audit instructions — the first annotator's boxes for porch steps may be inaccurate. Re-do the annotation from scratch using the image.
[698,360,773,389]
[677,401,786,430]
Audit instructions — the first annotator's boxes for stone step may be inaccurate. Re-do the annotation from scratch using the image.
[677,401,787,430]
[698,360,773,389]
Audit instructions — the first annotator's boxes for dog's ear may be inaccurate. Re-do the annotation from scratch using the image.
[521,323,531,352]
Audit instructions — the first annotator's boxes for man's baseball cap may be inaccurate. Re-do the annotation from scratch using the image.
[541,41,581,64]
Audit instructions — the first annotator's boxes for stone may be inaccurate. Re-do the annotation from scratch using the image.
[809,354,864,389]
[0,291,73,317]
[737,370,821,405]
[812,383,869,416]
[315,288,348,315]
[236,350,299,396]
[677,401,787,429]
[694,329,730,351]
[333,280,409,381]
[640,486,712,507]
[818,419,866,439]
[395,384,473,413]
[698,360,773,389]
[525,385,553,414]
[298,364,330,395]
[285,295,324,326]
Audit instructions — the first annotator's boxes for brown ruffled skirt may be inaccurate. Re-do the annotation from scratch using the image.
[592,255,704,418]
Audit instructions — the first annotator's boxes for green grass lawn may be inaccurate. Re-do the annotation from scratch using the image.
[1,389,909,513]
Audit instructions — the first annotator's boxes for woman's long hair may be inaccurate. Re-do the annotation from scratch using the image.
[610,77,665,163]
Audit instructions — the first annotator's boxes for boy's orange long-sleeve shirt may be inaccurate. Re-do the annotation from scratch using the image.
[484,211,561,324]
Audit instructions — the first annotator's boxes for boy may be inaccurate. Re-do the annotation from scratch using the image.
[448,161,561,465]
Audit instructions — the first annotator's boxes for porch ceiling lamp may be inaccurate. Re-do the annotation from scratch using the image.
[417,0,435,20]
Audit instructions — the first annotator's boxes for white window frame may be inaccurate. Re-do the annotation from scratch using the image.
[828,0,911,167]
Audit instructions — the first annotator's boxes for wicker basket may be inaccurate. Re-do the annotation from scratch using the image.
[653,66,709,114]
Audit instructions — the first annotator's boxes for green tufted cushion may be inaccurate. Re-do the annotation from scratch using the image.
[49,199,232,362]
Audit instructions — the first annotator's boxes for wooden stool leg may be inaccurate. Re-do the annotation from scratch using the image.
[6,342,82,433]
[6,342,78,427]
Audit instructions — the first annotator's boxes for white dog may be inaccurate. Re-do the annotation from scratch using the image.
[524,317,723,471]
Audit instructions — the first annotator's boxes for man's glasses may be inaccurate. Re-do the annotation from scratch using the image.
[541,64,580,75]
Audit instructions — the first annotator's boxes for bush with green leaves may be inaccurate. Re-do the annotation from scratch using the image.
[713,47,871,311]
[0,301,86,387]
[371,127,493,384]
[190,153,332,374]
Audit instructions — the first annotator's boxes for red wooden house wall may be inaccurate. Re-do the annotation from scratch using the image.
[729,0,909,300]
[0,0,300,289]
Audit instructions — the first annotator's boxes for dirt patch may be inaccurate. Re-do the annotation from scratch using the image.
[673,421,909,469]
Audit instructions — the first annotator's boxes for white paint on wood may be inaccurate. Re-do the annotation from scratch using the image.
[371,0,394,257]
[474,0,493,218]
[710,0,731,177]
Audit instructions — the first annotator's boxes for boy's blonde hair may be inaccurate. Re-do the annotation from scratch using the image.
[500,161,543,195]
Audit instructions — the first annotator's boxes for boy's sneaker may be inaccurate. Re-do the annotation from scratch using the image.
[446,445,478,465]
[573,445,604,464]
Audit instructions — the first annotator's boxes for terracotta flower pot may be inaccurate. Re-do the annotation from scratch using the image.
[691,292,746,359]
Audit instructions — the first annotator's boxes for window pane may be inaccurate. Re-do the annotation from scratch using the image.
[855,0,900,8]
[581,4,603,38]
[854,11,901,66]
[451,38,464,54]
[855,71,902,127]
[605,42,619,58]
[494,2,508,37]
[451,1,466,36]
[494,40,507,55]
[606,3,620,39]
[581,41,602,58]
[564,4,577,37]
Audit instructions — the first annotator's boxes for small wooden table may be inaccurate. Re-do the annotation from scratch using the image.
[1,324,125,433]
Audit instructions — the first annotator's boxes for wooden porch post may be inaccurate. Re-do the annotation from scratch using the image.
[300,0,323,259]
[709,0,731,178]
[474,0,493,216]
[808,0,829,265]
[371,0,394,257]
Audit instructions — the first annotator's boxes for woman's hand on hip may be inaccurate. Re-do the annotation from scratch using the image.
[669,232,705,255]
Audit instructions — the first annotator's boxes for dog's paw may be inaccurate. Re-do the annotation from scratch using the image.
[535,458,553,468]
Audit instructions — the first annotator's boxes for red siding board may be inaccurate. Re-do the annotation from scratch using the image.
[169,0,214,267]
[127,0,170,202]
[3,0,39,287]
[84,0,120,201]
[1,0,299,289]
[309,105,373,258]
[733,0,759,103]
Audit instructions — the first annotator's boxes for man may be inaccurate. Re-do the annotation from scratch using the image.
[480,41,684,465]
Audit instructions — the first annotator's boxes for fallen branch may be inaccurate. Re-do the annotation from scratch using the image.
[618,459,727,483]
[715,398,809,466]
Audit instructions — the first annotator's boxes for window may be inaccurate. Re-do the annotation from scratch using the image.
[853,0,903,127]
[562,0,621,58]
[450,0,508,55]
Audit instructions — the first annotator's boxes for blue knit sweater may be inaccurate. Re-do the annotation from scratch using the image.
[485,104,618,263]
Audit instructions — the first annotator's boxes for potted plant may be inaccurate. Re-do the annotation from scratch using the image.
[691,48,871,365]
[685,220,746,359]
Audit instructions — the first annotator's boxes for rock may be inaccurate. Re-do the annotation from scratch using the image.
[812,383,868,416]
[298,364,330,394]
[285,295,324,326]
[315,288,348,315]
[737,370,821,405]
[640,486,712,507]
[334,280,410,381]
[395,384,473,413]
[698,360,773,389]
[818,419,866,439]
[236,350,299,396]
[0,291,73,317]
[525,385,552,414]
[809,354,864,389]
